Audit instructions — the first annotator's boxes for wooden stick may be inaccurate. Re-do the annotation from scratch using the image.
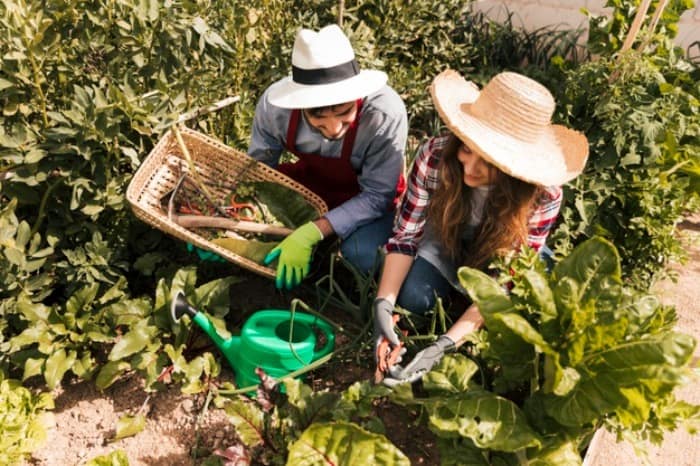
[637,0,670,53]
[176,96,241,124]
[619,0,653,55]
[173,214,293,237]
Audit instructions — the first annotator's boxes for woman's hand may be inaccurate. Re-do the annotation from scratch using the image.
[373,297,401,349]
[382,335,456,387]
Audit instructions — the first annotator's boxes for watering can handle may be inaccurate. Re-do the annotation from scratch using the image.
[311,317,336,360]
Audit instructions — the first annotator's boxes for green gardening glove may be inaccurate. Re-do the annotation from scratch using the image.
[263,221,322,290]
[187,243,226,263]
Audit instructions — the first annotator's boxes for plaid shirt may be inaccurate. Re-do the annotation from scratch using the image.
[386,135,562,256]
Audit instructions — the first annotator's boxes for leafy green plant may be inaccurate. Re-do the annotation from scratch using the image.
[0,372,54,466]
[551,46,700,287]
[389,237,698,464]
[2,264,238,392]
[84,450,130,466]
[213,376,408,465]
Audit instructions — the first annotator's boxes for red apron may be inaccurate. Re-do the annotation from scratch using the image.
[278,99,406,210]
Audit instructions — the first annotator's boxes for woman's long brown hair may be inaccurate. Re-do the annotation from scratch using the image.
[427,134,541,269]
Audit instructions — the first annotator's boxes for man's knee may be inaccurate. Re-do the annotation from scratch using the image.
[339,239,381,274]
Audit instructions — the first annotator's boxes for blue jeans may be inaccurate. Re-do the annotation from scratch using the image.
[396,257,452,315]
[339,211,395,275]
[395,246,556,315]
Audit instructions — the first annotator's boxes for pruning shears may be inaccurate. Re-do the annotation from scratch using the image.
[225,194,257,221]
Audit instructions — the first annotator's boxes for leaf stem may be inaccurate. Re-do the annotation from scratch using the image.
[30,176,63,238]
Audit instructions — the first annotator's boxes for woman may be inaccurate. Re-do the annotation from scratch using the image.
[373,70,588,385]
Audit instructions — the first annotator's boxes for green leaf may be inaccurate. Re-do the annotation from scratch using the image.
[544,332,695,427]
[423,354,479,394]
[0,377,53,465]
[84,450,130,466]
[194,276,240,316]
[66,283,100,315]
[95,361,131,390]
[526,437,582,466]
[426,388,542,452]
[44,349,77,389]
[551,237,621,311]
[211,237,277,264]
[113,414,146,441]
[457,267,513,315]
[249,181,319,228]
[221,398,265,447]
[23,357,45,381]
[108,321,157,361]
[286,421,410,466]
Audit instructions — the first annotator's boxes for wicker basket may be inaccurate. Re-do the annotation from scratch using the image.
[126,126,327,278]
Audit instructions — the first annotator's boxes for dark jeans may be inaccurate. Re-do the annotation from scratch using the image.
[339,211,395,275]
[396,257,452,315]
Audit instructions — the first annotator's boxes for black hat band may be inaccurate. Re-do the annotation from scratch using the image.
[292,59,360,85]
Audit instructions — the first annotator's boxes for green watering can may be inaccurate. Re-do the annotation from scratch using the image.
[170,292,335,389]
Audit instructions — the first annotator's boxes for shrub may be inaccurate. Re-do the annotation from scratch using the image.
[550,0,700,288]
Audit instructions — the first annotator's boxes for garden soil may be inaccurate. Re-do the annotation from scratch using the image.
[23,214,700,466]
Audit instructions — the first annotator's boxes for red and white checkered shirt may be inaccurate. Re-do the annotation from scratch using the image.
[386,135,562,256]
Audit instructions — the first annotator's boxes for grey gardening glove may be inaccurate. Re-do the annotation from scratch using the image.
[373,298,401,353]
[383,335,456,387]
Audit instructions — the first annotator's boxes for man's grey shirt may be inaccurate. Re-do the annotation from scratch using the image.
[248,84,408,238]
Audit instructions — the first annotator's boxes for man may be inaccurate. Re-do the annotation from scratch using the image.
[248,24,408,290]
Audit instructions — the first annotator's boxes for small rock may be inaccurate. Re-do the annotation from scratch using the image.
[181,399,194,413]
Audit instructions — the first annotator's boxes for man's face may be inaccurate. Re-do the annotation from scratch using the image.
[302,101,358,140]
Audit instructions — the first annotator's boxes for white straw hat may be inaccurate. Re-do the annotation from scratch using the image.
[267,24,388,109]
[430,70,589,186]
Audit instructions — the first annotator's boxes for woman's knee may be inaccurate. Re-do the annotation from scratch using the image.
[396,258,451,315]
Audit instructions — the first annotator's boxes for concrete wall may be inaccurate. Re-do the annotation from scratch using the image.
[472,0,700,58]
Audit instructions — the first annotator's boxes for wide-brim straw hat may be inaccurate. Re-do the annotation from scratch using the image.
[430,70,588,186]
[268,24,387,109]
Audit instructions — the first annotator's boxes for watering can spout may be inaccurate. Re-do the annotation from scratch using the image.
[171,291,198,322]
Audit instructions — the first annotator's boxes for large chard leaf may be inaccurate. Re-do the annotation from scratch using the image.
[286,421,410,466]
[249,181,318,228]
[551,237,622,325]
[108,320,158,361]
[211,237,278,264]
[221,397,265,447]
[458,268,538,392]
[284,378,341,433]
[525,436,582,466]
[426,387,542,452]
[436,438,490,466]
[457,267,513,315]
[543,332,695,427]
[423,353,480,394]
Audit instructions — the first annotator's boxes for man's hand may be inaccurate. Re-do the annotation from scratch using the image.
[382,335,456,387]
[187,243,226,263]
[264,221,322,290]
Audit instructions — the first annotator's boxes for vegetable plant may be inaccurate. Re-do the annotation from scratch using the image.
[389,237,698,464]
[0,372,54,466]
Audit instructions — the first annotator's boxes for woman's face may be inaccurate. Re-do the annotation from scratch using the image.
[457,143,496,188]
